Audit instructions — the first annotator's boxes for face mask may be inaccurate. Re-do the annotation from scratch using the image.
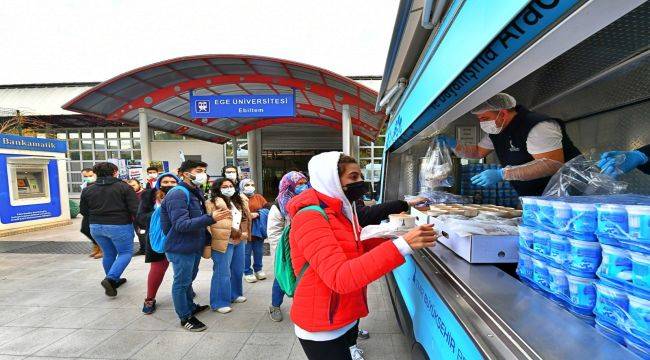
[82,176,95,183]
[479,112,504,134]
[160,185,174,194]
[225,172,237,181]
[243,186,255,196]
[221,187,235,197]
[295,184,308,194]
[148,173,158,180]
[342,181,368,203]
[190,172,208,186]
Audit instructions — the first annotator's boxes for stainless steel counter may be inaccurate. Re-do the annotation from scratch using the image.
[411,244,637,359]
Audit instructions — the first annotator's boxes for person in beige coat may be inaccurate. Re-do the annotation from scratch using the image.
[205,178,251,314]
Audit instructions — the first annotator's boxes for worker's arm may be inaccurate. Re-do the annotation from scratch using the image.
[502,123,566,181]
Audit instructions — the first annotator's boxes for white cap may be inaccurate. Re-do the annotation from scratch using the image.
[471,93,517,114]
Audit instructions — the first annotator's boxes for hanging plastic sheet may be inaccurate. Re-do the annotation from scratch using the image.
[543,154,628,197]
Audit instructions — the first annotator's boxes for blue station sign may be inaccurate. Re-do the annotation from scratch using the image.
[189,93,296,119]
[0,133,67,153]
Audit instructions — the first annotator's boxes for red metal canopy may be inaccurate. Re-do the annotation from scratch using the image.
[62,55,385,143]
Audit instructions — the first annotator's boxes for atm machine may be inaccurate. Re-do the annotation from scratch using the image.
[0,134,70,236]
[377,1,648,359]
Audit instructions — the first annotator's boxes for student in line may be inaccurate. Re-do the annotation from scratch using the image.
[80,162,138,297]
[127,179,146,256]
[288,152,437,360]
[136,172,180,314]
[266,171,309,322]
[161,160,225,332]
[206,178,251,314]
[240,178,269,283]
[80,167,101,259]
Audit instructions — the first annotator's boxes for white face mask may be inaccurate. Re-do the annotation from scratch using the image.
[479,113,504,134]
[148,173,158,179]
[191,172,208,186]
[243,186,255,196]
[225,172,237,181]
[221,187,236,197]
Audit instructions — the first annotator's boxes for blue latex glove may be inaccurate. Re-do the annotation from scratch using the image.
[598,150,648,177]
[471,169,504,187]
[436,135,457,149]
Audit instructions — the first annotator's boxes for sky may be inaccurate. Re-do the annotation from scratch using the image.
[0,0,397,86]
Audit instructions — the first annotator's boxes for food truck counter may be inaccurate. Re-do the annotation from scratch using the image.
[388,243,636,359]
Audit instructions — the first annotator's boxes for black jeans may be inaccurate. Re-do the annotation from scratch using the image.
[299,322,358,360]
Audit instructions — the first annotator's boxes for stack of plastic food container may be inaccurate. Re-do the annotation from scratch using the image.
[517,194,650,357]
[460,164,518,206]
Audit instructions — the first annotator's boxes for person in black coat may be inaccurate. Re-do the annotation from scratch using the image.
[351,195,427,349]
[136,172,182,315]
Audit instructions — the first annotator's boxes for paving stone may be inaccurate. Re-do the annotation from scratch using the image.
[35,329,117,357]
[233,332,294,360]
[131,331,204,360]
[0,327,37,347]
[83,329,158,359]
[182,332,250,360]
[0,327,76,356]
[5,307,78,328]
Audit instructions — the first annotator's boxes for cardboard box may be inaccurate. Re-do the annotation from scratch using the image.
[430,217,519,263]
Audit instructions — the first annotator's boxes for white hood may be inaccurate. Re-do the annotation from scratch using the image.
[308,151,355,223]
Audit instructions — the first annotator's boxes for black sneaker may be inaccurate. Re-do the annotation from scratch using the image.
[181,316,207,332]
[101,278,117,297]
[115,278,127,288]
[192,304,209,316]
[358,329,370,340]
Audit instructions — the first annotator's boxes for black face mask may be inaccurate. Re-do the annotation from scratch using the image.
[343,181,368,203]
[160,186,174,194]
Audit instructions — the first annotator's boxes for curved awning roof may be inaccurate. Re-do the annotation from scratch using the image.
[62,55,385,143]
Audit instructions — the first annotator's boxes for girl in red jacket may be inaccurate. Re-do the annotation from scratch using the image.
[287,152,437,360]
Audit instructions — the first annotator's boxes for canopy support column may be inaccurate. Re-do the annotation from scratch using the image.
[232,137,238,166]
[247,129,263,191]
[138,108,152,168]
[342,104,353,155]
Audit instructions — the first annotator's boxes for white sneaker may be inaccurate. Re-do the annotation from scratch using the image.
[350,345,365,360]
[244,274,258,283]
[232,296,247,303]
[255,271,267,280]
[216,306,232,314]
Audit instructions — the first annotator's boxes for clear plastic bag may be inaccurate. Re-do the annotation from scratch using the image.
[543,155,628,197]
[405,191,470,205]
[437,215,519,237]
[360,223,409,240]
[420,138,453,189]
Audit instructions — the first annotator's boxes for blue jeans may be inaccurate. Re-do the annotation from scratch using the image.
[244,239,264,275]
[210,242,244,309]
[90,224,134,281]
[166,252,201,320]
[271,279,285,307]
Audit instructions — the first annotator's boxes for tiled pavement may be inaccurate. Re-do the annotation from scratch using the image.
[0,219,411,360]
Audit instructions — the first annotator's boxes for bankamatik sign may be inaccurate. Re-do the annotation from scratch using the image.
[189,93,295,119]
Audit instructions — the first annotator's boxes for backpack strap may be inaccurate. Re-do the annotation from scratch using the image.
[294,205,328,288]
[167,186,191,204]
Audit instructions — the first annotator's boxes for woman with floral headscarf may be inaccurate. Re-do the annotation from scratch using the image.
[267,171,308,322]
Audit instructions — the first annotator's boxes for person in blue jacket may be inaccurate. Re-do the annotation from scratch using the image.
[598,145,650,177]
[161,159,230,332]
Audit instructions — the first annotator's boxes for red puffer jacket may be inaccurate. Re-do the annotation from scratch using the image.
[287,188,406,332]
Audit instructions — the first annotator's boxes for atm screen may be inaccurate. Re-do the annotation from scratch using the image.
[14,169,46,198]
